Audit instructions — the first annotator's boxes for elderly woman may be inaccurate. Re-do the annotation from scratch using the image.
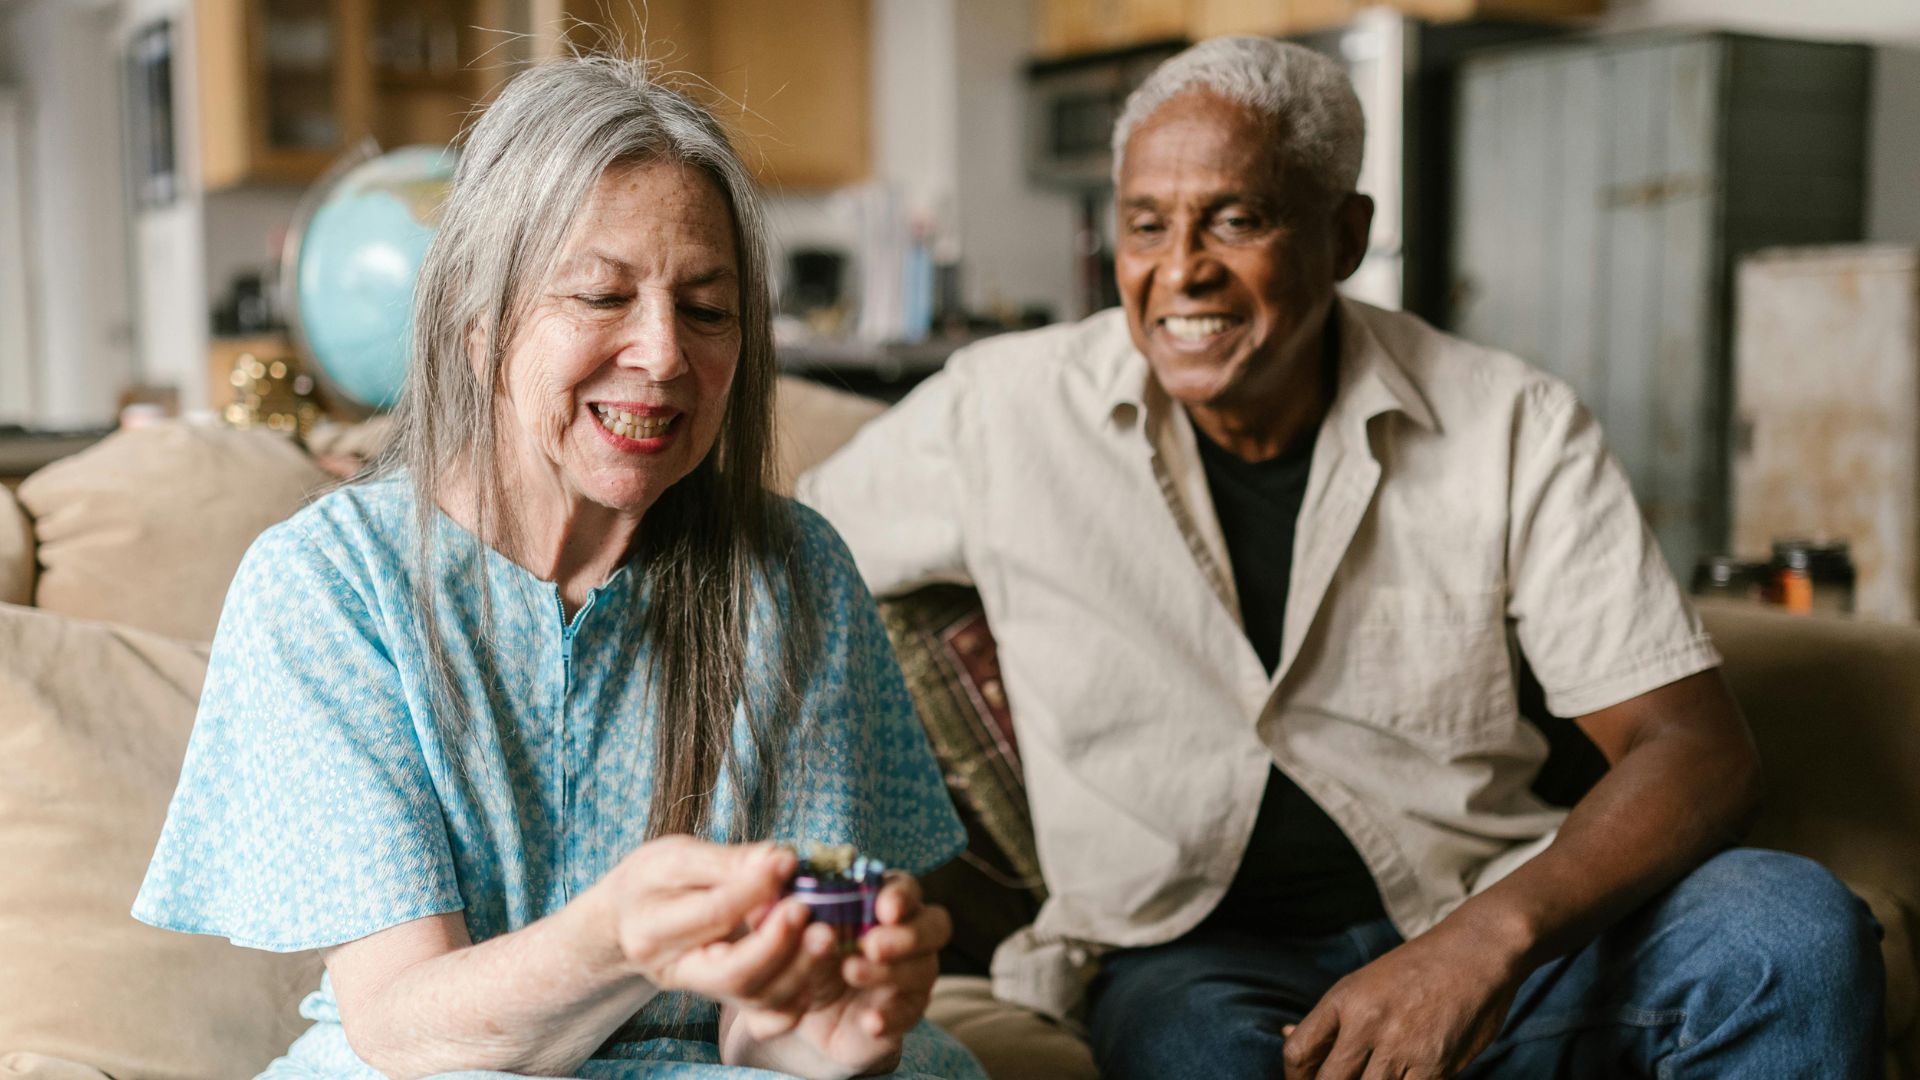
[133,58,983,1080]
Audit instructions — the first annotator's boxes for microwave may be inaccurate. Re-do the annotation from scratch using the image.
[1025,41,1187,190]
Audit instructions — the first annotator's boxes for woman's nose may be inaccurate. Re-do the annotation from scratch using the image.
[614,296,689,380]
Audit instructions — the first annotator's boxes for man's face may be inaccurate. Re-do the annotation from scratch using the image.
[1115,91,1367,422]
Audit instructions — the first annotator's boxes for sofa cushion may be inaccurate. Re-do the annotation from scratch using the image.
[17,423,333,641]
[927,975,1097,1080]
[0,485,30,606]
[771,374,888,495]
[1700,605,1920,1062]
[0,604,320,1078]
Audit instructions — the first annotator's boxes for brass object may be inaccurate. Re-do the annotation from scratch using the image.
[222,349,322,437]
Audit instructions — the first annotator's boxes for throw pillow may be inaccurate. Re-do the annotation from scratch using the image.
[0,485,30,606]
[0,604,320,1078]
[17,422,333,641]
[878,584,1043,899]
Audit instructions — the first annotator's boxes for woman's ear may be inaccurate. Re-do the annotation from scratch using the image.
[467,321,489,382]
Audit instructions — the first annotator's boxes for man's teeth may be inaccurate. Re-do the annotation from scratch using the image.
[593,405,674,439]
[1163,315,1235,342]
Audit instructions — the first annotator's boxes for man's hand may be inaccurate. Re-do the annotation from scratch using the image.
[726,872,952,1077]
[1280,920,1522,1080]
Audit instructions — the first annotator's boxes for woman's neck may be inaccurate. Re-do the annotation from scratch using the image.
[439,460,642,617]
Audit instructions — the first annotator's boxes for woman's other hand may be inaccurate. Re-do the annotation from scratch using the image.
[725,871,951,1077]
[599,836,841,1017]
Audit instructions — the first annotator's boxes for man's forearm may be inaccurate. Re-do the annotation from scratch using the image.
[1436,673,1762,976]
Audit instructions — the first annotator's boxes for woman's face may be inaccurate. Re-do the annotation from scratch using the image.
[492,160,742,518]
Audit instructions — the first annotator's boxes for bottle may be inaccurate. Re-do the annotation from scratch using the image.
[1767,539,1856,615]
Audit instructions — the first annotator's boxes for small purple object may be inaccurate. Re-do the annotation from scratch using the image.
[783,843,886,953]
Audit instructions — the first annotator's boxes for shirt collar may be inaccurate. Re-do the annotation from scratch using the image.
[1104,295,1438,449]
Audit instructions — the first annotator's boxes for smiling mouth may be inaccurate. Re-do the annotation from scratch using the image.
[591,403,677,440]
[1159,315,1241,343]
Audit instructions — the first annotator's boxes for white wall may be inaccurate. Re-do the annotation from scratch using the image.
[2,0,137,427]
[954,0,1078,323]
[120,0,206,413]
[1605,0,1920,244]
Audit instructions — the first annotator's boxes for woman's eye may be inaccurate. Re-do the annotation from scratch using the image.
[575,293,628,309]
[683,305,735,325]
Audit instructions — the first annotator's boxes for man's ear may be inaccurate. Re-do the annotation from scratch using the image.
[1331,193,1375,283]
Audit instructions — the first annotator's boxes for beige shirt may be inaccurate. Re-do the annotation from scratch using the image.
[798,299,1720,1019]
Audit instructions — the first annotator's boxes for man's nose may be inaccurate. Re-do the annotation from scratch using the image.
[613,294,689,380]
[1162,226,1222,293]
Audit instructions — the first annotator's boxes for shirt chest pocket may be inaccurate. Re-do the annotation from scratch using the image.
[1339,586,1516,750]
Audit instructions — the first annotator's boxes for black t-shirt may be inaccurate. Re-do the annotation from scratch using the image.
[1191,338,1388,937]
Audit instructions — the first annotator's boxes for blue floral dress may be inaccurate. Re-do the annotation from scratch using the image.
[133,475,983,1080]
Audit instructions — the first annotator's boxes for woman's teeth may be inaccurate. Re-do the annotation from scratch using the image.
[1163,315,1235,342]
[593,404,674,440]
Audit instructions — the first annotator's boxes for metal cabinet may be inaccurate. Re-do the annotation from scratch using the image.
[1732,246,1920,623]
[1450,31,1871,576]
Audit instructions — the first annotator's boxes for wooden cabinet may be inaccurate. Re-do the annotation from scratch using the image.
[555,0,870,190]
[1032,0,1606,53]
[196,0,510,190]
[1035,0,1191,58]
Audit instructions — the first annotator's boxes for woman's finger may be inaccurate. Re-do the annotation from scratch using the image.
[741,909,842,1012]
[860,902,951,963]
[844,951,938,996]
[874,872,924,925]
[633,837,794,893]
[670,897,809,995]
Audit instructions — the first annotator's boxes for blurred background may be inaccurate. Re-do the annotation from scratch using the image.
[1,0,1917,618]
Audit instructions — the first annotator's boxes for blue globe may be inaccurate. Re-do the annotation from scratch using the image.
[292,145,457,410]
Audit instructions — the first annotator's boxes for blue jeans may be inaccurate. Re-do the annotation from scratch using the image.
[1085,849,1885,1079]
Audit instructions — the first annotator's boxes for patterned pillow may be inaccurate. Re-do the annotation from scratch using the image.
[879,585,1046,975]
[878,584,1043,900]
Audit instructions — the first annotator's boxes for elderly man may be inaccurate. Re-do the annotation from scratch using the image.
[800,36,1883,1079]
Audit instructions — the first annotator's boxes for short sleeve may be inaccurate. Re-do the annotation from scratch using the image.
[1505,382,1721,718]
[133,519,461,951]
[776,505,966,876]
[796,362,975,597]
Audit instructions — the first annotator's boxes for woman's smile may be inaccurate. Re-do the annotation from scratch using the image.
[590,401,681,452]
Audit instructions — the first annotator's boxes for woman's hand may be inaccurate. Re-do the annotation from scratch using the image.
[599,837,842,1018]
[725,872,952,1078]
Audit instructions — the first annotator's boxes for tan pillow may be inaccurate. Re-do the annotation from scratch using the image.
[0,603,321,1078]
[0,1053,112,1079]
[772,375,886,495]
[0,486,31,606]
[17,423,333,641]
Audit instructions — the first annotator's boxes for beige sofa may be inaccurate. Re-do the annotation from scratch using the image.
[0,377,1913,1078]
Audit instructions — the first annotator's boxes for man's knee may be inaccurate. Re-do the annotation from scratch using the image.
[1089,963,1293,1079]
[1673,848,1882,989]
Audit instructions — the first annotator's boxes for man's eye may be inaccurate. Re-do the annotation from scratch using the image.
[1217,214,1261,233]
[1127,219,1165,237]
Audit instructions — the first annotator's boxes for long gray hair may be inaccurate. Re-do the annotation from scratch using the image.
[373,55,816,841]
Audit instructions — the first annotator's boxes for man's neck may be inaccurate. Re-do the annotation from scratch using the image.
[1188,306,1341,464]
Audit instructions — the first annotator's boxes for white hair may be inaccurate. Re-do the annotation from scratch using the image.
[1111,36,1365,198]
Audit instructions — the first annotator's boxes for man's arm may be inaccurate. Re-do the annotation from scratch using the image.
[1281,670,1760,1080]
[797,364,975,598]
